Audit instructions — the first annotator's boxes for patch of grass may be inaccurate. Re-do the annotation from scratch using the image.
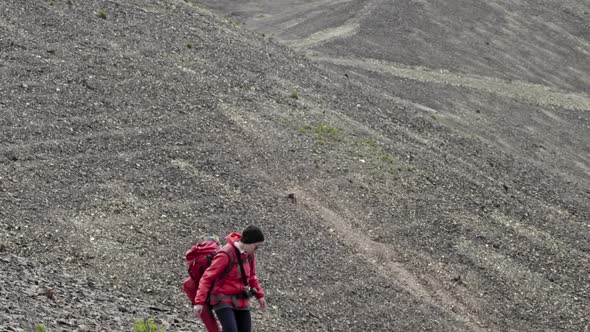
[316,124,337,139]
[386,167,399,175]
[289,90,299,99]
[356,138,397,165]
[22,323,47,332]
[298,125,311,133]
[381,153,395,164]
[358,138,377,149]
[96,9,107,19]
[134,318,165,332]
[300,124,340,143]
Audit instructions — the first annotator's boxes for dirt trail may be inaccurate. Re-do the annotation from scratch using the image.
[284,0,382,49]
[291,188,489,332]
[311,55,590,111]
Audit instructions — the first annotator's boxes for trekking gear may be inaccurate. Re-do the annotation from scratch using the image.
[194,232,264,310]
[199,307,220,332]
[232,244,258,299]
[186,230,265,332]
[183,236,233,332]
[182,237,222,305]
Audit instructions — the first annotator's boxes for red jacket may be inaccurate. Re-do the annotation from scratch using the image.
[195,232,264,309]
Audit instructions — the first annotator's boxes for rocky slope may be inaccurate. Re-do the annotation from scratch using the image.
[1,0,588,331]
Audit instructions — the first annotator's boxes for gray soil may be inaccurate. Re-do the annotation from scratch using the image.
[1,0,589,331]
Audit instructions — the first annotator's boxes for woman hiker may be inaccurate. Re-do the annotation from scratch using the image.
[194,225,266,332]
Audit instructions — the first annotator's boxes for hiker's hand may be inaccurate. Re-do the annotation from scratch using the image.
[193,304,203,316]
[257,297,266,312]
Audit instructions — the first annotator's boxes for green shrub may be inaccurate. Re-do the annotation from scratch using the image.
[300,124,340,143]
[315,124,338,141]
[96,9,107,19]
[22,323,47,332]
[35,324,47,332]
[134,318,165,332]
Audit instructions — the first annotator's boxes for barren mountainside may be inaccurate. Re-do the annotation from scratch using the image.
[1,0,589,331]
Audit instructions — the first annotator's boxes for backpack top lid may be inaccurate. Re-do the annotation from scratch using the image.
[185,238,220,262]
[184,232,242,263]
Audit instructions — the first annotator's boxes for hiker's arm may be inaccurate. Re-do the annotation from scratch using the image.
[248,255,264,299]
[194,253,230,305]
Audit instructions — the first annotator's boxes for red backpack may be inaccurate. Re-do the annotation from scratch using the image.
[182,238,222,304]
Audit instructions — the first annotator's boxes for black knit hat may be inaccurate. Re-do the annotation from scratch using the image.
[241,225,265,244]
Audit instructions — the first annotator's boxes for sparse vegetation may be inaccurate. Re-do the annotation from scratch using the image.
[134,318,165,332]
[316,124,337,140]
[21,323,47,332]
[300,124,340,143]
[96,9,107,19]
[357,139,396,164]
[186,42,192,49]
[290,90,299,99]
[353,138,401,175]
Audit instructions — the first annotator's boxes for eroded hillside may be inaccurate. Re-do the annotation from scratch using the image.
[1,0,589,331]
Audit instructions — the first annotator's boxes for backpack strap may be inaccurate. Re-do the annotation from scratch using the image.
[231,244,249,287]
[187,250,225,283]
[206,247,237,304]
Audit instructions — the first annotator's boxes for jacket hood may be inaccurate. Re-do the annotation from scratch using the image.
[225,232,241,244]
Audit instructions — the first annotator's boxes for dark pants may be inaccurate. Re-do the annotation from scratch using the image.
[215,308,252,332]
